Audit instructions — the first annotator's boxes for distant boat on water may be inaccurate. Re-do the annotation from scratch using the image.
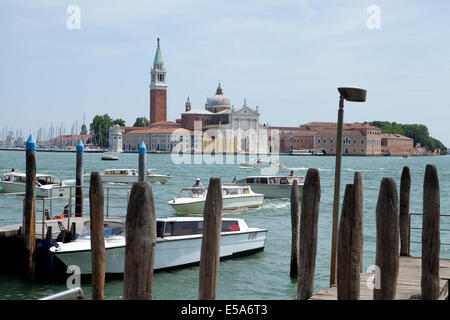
[101,154,119,161]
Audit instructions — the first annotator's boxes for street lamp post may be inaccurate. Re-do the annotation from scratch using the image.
[329,87,367,287]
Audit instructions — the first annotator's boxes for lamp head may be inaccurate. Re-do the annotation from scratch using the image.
[338,87,367,102]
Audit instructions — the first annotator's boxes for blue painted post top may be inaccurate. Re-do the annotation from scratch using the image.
[138,141,147,154]
[76,140,85,152]
[26,134,36,151]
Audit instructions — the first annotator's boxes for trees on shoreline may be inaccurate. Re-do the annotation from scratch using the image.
[363,121,447,155]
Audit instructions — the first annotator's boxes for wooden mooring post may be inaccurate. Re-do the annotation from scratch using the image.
[337,183,362,300]
[198,178,223,300]
[297,168,320,300]
[89,172,105,300]
[374,178,399,300]
[353,172,363,272]
[123,182,156,300]
[421,164,440,300]
[290,179,299,278]
[75,140,84,217]
[23,134,37,279]
[399,166,411,256]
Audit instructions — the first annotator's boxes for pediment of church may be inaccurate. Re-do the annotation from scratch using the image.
[232,105,259,116]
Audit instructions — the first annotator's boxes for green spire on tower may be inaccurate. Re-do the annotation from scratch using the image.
[153,38,164,66]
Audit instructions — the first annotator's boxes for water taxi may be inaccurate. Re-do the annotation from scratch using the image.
[240,158,286,169]
[0,172,70,198]
[233,175,304,199]
[49,217,268,274]
[83,168,171,184]
[168,185,264,214]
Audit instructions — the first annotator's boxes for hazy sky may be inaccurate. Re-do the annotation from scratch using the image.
[1,0,450,146]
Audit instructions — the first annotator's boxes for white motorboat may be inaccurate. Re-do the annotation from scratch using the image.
[83,168,171,184]
[168,185,264,214]
[101,155,119,161]
[288,149,324,156]
[49,217,268,274]
[240,158,286,169]
[233,175,304,199]
[0,172,70,198]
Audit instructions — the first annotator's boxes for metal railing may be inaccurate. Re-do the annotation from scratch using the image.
[39,287,84,300]
[410,212,450,246]
[0,185,131,234]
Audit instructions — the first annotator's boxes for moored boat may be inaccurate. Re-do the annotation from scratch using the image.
[168,185,264,214]
[233,175,304,199]
[49,217,268,274]
[0,172,70,198]
[83,168,171,184]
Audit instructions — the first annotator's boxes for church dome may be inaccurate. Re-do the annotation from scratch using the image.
[206,83,231,111]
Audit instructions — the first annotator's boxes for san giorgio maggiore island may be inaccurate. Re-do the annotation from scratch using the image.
[0,39,445,157]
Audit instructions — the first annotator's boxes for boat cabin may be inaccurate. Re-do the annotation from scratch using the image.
[146,168,157,175]
[36,174,62,186]
[238,176,304,185]
[178,187,207,198]
[104,169,137,176]
[1,172,26,183]
[76,218,243,240]
[0,173,61,186]
[222,185,251,195]
[156,218,241,238]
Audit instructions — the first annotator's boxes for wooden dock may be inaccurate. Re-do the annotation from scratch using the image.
[310,256,450,300]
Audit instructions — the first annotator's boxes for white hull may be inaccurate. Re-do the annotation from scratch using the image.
[83,174,171,184]
[52,230,267,274]
[0,181,69,198]
[169,194,264,214]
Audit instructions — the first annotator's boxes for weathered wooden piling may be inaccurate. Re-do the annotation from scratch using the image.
[337,184,362,300]
[138,141,146,182]
[23,134,36,278]
[399,166,411,256]
[89,172,105,300]
[290,179,299,278]
[297,169,320,300]
[198,178,223,300]
[353,172,363,272]
[421,165,440,300]
[75,140,84,217]
[374,178,399,300]
[123,182,156,300]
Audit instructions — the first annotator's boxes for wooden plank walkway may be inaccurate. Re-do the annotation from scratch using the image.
[310,256,450,300]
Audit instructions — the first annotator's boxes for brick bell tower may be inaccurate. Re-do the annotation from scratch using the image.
[149,38,167,124]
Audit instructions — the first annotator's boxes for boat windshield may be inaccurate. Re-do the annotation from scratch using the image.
[223,187,247,195]
[36,175,60,186]
[287,176,305,184]
[146,169,157,175]
[178,187,206,198]
[78,221,126,239]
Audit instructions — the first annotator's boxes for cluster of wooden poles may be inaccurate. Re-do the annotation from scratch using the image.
[290,165,441,300]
